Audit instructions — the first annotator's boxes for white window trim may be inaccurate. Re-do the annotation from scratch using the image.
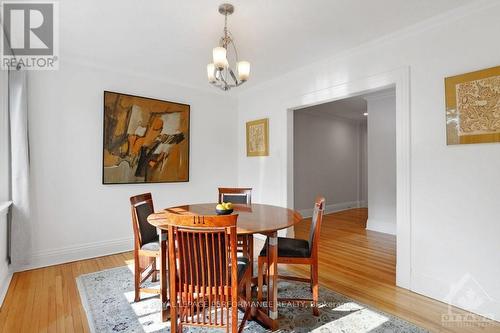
[0,60,10,207]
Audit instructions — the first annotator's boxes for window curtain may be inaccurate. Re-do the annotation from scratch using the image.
[8,69,31,266]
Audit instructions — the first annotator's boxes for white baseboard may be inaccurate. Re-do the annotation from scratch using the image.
[366,219,396,235]
[298,200,363,218]
[0,272,12,307]
[411,272,499,322]
[13,237,134,272]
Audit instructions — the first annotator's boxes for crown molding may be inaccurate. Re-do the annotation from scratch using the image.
[58,53,235,98]
[241,0,499,96]
[331,0,499,62]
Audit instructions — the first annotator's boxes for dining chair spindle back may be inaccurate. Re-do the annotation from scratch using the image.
[165,213,251,333]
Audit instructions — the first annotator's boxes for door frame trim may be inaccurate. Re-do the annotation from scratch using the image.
[285,66,411,289]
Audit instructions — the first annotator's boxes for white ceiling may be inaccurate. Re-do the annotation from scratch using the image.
[61,0,475,91]
[300,96,368,121]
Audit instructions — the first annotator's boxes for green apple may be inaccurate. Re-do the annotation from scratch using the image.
[225,202,233,210]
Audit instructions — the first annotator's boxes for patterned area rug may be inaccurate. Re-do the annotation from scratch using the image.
[76,266,427,332]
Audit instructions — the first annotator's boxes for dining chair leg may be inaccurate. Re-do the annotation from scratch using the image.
[248,234,254,278]
[312,261,319,316]
[238,303,251,333]
[257,257,265,302]
[160,232,169,322]
[168,229,178,332]
[151,258,158,282]
[231,295,238,333]
[310,265,313,292]
[134,253,141,302]
[242,235,249,256]
[245,275,252,303]
[239,269,252,333]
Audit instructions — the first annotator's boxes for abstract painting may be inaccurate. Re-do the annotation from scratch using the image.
[103,91,189,184]
[445,66,500,145]
[246,118,269,156]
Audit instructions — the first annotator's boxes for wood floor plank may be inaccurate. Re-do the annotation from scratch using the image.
[54,271,65,333]
[47,265,57,333]
[24,269,43,333]
[38,264,50,333]
[70,261,86,333]
[5,270,29,332]
[0,274,18,331]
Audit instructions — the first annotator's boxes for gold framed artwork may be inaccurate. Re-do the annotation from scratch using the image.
[102,91,190,184]
[445,66,500,145]
[246,118,269,156]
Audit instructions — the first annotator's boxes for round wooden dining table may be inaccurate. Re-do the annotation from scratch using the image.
[147,203,303,331]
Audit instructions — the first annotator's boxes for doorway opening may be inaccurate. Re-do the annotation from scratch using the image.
[292,88,397,285]
[284,68,411,289]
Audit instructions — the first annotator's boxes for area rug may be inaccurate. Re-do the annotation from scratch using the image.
[76,266,427,333]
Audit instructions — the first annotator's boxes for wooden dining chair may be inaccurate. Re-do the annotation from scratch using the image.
[218,187,254,276]
[218,187,252,205]
[165,213,251,333]
[130,193,161,302]
[257,196,325,316]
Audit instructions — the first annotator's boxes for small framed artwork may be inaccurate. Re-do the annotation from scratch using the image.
[102,91,190,184]
[246,118,269,156]
[445,66,500,145]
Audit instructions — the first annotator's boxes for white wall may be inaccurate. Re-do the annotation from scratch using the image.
[293,110,365,214]
[366,91,396,235]
[24,60,238,270]
[0,212,9,306]
[0,69,11,305]
[0,63,8,205]
[237,1,500,320]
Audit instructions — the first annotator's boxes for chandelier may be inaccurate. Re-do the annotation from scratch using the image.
[207,3,250,91]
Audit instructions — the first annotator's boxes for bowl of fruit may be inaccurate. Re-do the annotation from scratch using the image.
[215,202,233,215]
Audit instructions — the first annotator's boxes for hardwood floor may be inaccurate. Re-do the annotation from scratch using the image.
[0,252,134,333]
[0,208,498,332]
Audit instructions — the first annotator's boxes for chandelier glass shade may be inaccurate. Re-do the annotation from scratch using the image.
[207,3,250,91]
